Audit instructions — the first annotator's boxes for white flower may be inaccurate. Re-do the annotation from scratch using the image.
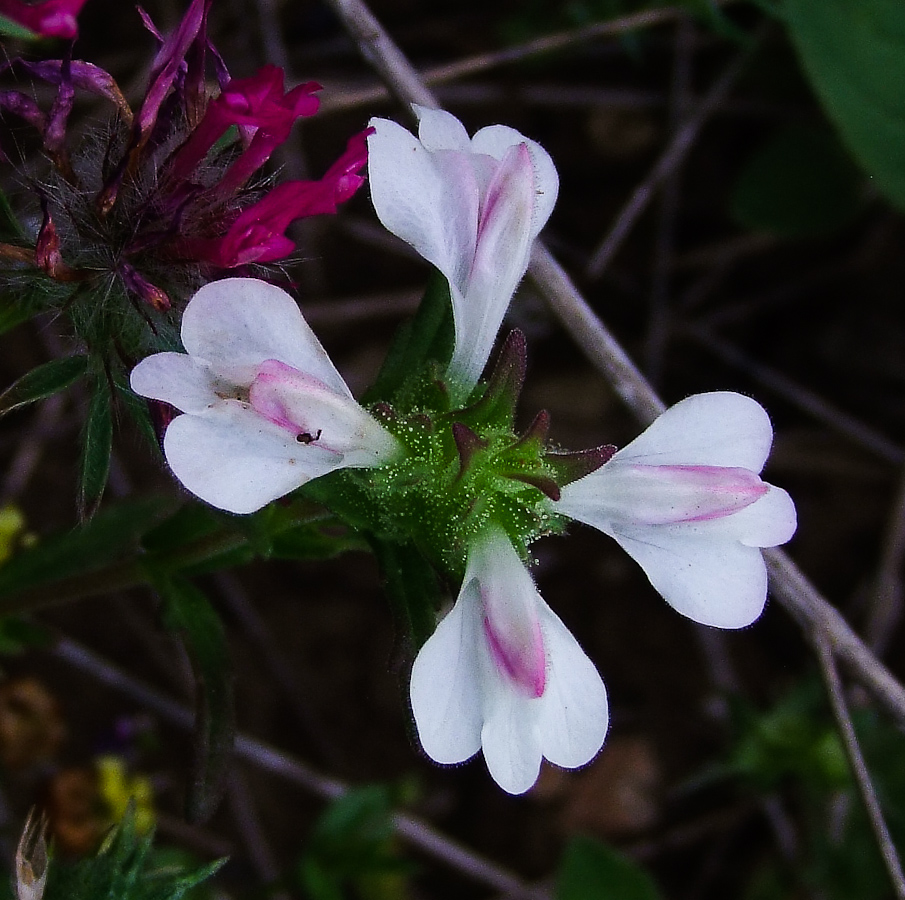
[554,392,797,629]
[130,277,400,514]
[367,107,558,393]
[410,524,608,795]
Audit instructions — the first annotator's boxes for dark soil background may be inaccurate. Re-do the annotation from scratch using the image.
[1,1,904,898]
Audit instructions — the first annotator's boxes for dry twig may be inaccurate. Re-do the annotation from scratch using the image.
[322,0,905,732]
[814,635,905,900]
[50,636,551,900]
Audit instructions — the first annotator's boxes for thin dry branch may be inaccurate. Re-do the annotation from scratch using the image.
[585,30,759,280]
[814,635,905,900]
[320,4,719,114]
[865,467,905,655]
[321,0,905,730]
[50,636,550,900]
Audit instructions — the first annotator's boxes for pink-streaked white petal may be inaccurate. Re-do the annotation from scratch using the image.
[410,526,608,795]
[180,277,351,394]
[415,105,472,152]
[409,584,484,765]
[608,523,769,629]
[613,392,774,471]
[131,277,400,514]
[163,401,343,514]
[554,392,795,629]
[129,352,220,414]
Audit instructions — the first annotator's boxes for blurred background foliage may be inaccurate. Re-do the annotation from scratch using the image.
[1,0,905,898]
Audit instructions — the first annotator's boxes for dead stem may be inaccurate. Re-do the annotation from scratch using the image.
[585,28,762,280]
[321,0,905,735]
[50,635,551,900]
[814,635,905,900]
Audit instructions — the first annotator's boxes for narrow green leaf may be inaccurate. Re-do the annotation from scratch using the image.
[0,187,26,241]
[364,269,454,404]
[0,301,31,336]
[79,377,114,520]
[784,0,905,211]
[731,125,862,238]
[371,539,443,649]
[0,495,177,600]
[0,14,39,39]
[154,576,235,824]
[556,836,662,900]
[0,356,88,418]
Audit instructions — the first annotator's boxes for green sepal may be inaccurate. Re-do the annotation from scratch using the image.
[556,836,662,900]
[545,444,617,489]
[79,373,114,521]
[371,538,444,650]
[364,269,454,407]
[0,355,88,418]
[151,574,235,824]
[451,329,526,433]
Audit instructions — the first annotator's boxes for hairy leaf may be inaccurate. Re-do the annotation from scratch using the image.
[0,356,88,418]
[0,495,177,600]
[154,576,235,824]
[79,377,114,520]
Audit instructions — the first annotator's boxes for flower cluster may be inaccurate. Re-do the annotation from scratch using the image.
[0,0,367,363]
[130,107,796,794]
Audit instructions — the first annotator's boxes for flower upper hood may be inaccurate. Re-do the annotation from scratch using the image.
[367,107,558,393]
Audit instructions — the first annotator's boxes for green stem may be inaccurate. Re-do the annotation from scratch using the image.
[0,507,332,616]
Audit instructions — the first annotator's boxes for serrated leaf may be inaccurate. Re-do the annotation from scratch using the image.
[556,836,662,900]
[0,356,88,418]
[0,495,177,601]
[79,378,114,520]
[154,576,234,824]
[731,125,862,238]
[364,269,454,405]
[784,0,905,211]
[371,539,443,649]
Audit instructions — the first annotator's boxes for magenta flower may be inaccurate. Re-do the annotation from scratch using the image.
[184,130,370,268]
[0,0,87,39]
[170,65,320,194]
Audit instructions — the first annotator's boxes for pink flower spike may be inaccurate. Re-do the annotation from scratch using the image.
[171,66,320,190]
[0,0,88,39]
[410,525,608,795]
[186,131,370,268]
[554,392,798,629]
[129,278,399,514]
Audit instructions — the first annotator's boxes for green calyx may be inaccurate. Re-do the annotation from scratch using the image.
[304,330,614,582]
